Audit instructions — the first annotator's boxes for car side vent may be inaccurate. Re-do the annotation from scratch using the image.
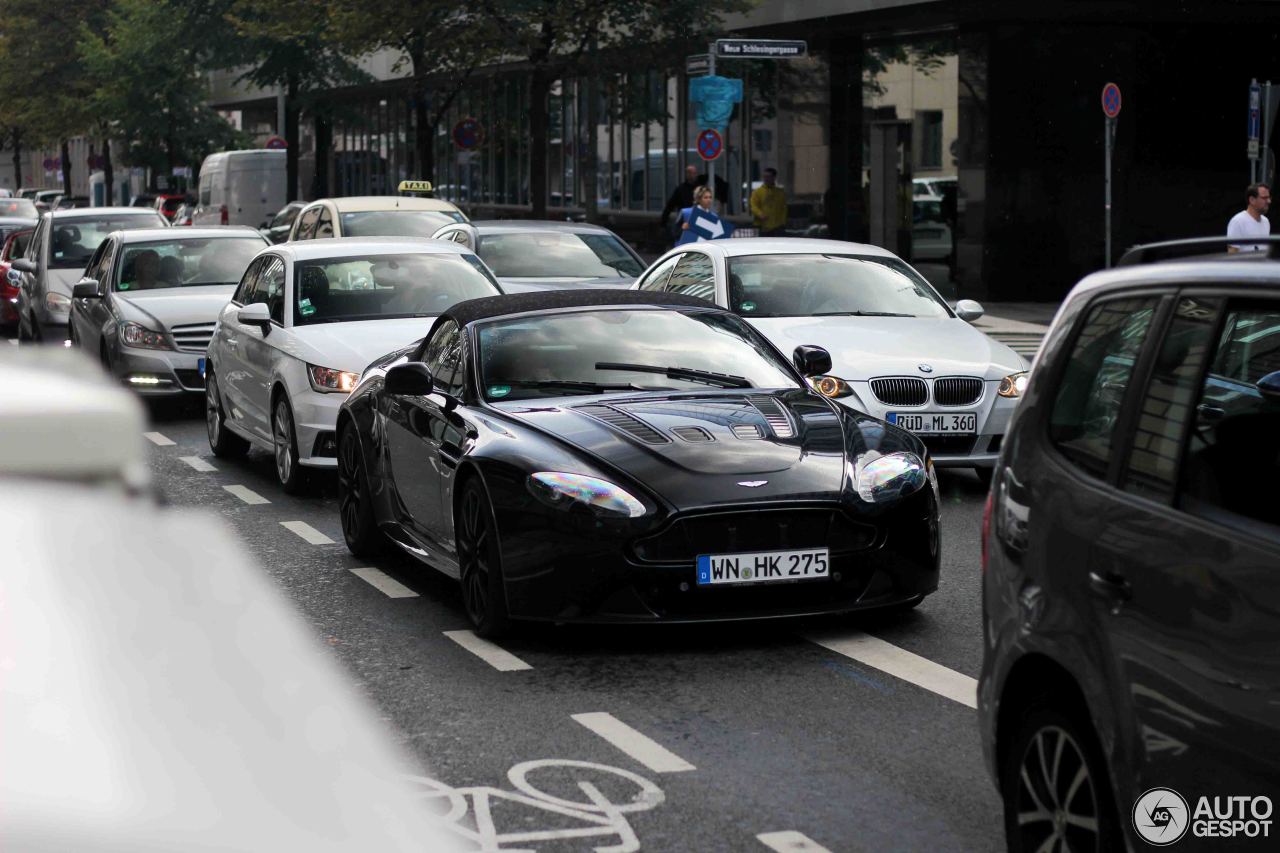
[731,424,763,440]
[574,404,670,444]
[748,395,794,438]
[672,426,713,442]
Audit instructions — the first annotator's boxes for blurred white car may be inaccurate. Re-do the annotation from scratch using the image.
[287,195,467,241]
[204,237,502,492]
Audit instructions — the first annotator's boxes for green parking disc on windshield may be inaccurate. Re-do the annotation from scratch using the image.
[299,297,316,317]
[488,385,511,398]
[119,282,130,290]
[740,300,756,312]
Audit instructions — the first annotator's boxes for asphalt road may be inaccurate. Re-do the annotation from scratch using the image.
[146,401,1003,853]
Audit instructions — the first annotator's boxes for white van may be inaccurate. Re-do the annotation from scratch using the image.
[194,150,287,228]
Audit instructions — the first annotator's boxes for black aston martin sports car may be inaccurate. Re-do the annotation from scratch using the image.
[337,289,941,636]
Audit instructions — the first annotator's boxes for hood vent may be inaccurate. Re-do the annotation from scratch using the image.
[574,404,670,444]
[748,395,794,438]
[672,426,713,442]
[731,424,763,440]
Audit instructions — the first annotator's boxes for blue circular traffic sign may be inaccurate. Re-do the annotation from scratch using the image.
[453,117,484,150]
[1102,82,1122,118]
[697,129,723,161]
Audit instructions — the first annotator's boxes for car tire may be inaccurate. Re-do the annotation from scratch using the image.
[206,369,249,459]
[337,423,388,558]
[1000,700,1122,853]
[272,394,307,495]
[455,478,511,639]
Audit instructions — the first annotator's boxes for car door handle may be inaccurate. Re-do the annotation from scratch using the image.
[1088,570,1132,602]
[1196,403,1225,422]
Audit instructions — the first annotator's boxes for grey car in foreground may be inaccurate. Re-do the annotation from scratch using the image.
[69,227,267,395]
[431,220,645,293]
[979,237,1280,852]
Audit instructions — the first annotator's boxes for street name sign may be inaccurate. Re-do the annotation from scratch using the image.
[686,54,711,77]
[715,39,807,59]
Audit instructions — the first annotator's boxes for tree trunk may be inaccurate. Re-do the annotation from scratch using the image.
[11,130,22,188]
[102,136,114,205]
[529,69,551,219]
[584,72,599,224]
[285,74,300,200]
[60,138,72,196]
[413,83,433,184]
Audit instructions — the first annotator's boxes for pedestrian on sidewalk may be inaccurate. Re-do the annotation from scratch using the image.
[750,168,787,237]
[660,166,700,241]
[1227,183,1271,253]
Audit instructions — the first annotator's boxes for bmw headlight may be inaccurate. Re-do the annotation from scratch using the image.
[998,371,1029,398]
[528,472,647,518]
[809,375,854,399]
[45,292,71,312]
[119,321,172,350]
[851,450,928,503]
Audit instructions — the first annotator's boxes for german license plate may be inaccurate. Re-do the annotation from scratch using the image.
[198,357,206,377]
[696,548,829,586]
[888,411,976,434]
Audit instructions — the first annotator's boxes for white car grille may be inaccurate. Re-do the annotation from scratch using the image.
[932,377,984,406]
[870,377,928,406]
[170,321,216,353]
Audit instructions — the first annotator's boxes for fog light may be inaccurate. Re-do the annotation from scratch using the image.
[128,375,164,386]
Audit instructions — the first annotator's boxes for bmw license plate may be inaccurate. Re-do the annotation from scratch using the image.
[888,411,976,434]
[198,357,206,378]
[696,548,829,587]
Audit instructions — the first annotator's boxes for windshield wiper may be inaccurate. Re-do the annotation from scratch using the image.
[594,362,753,389]
[491,378,647,394]
[810,311,914,317]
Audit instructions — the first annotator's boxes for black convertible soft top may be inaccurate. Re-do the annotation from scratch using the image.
[430,288,717,336]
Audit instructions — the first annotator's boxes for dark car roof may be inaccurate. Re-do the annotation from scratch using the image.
[440,289,714,331]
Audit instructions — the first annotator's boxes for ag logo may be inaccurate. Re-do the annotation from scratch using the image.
[1133,787,1189,845]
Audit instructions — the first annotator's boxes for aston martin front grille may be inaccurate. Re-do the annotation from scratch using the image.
[574,404,669,444]
[933,377,984,406]
[870,377,928,406]
[748,395,794,437]
[632,508,877,564]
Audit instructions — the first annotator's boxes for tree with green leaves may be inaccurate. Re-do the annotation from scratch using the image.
[480,0,749,218]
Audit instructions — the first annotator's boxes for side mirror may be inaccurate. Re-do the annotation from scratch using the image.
[1258,370,1280,399]
[10,257,36,274]
[384,362,436,397]
[793,344,833,377]
[72,278,103,299]
[237,301,272,333]
[954,299,985,322]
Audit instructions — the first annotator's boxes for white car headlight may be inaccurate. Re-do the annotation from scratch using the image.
[307,364,359,393]
[851,450,928,503]
[528,472,647,518]
[119,321,172,350]
[998,371,1029,398]
[45,292,71,312]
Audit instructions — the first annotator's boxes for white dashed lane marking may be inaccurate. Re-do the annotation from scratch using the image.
[280,520,335,545]
[223,484,270,505]
[757,830,833,853]
[805,630,978,709]
[178,456,216,472]
[350,567,419,599]
[143,431,175,446]
[443,629,533,672]
[571,712,695,774]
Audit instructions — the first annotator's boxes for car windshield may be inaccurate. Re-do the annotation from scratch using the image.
[726,253,951,319]
[477,308,799,401]
[477,232,644,278]
[51,214,166,269]
[293,252,500,325]
[1,199,37,217]
[339,209,464,237]
[115,237,266,292]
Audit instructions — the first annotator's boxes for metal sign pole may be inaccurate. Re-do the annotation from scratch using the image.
[1105,115,1115,268]
[707,44,716,214]
[1263,80,1275,183]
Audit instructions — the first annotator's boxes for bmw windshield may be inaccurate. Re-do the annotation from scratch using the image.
[727,254,951,319]
[477,308,800,401]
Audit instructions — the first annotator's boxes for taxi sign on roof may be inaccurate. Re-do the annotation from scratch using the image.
[398,180,434,193]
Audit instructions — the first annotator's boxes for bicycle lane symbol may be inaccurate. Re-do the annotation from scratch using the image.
[407,758,666,852]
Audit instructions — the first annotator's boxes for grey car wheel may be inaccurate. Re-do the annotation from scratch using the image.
[206,370,249,458]
[273,395,305,494]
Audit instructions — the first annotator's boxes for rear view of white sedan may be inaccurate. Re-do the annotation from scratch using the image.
[204,237,502,492]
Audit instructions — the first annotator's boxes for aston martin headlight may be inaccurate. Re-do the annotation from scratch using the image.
[851,450,928,503]
[809,375,854,398]
[307,364,359,393]
[528,472,647,518]
[119,321,172,350]
[998,371,1029,398]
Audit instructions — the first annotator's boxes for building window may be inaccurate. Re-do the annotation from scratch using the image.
[918,111,943,170]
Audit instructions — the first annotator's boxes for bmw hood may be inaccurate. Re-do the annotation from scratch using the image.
[492,388,925,507]
[287,318,434,374]
[748,316,1026,378]
[497,275,636,294]
[116,285,235,330]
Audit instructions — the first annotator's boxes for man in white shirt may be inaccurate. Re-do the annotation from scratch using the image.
[1227,183,1271,252]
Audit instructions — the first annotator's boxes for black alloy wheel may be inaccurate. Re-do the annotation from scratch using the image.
[455,479,511,638]
[337,425,387,557]
[1002,703,1120,852]
[272,395,306,494]
[205,370,249,458]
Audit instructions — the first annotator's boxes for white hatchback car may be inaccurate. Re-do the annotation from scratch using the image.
[633,238,1028,482]
[204,237,502,491]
